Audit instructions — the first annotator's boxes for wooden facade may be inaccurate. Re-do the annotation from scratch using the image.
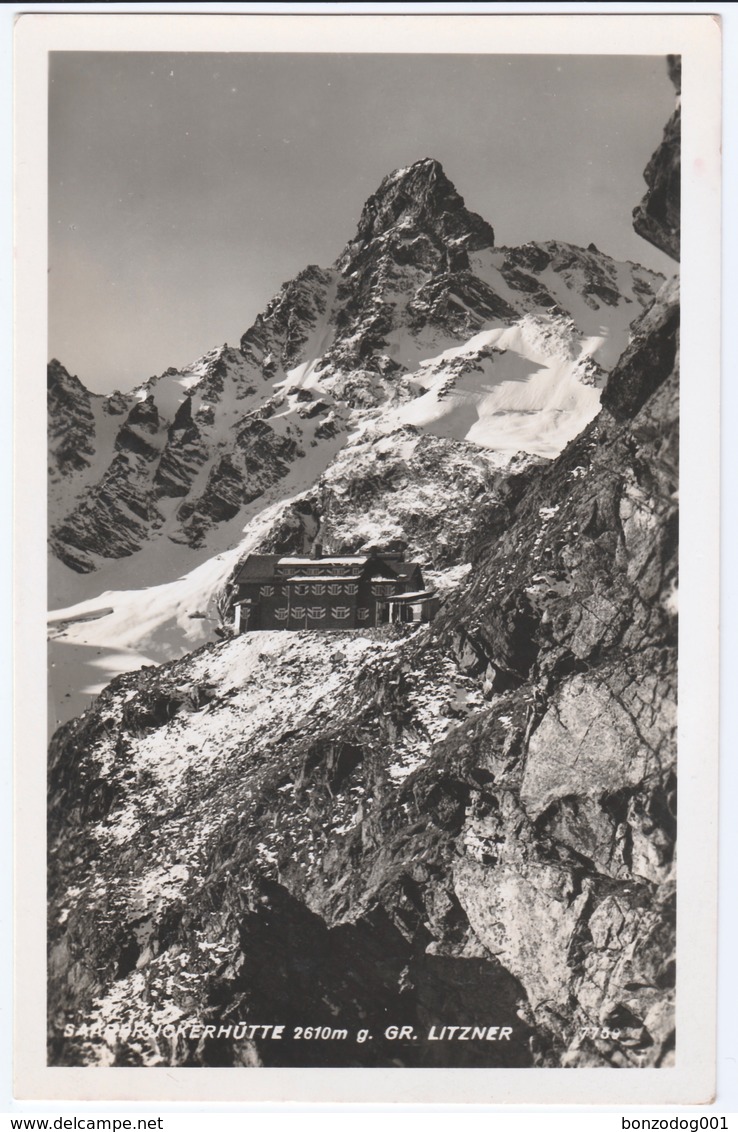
[231,549,438,633]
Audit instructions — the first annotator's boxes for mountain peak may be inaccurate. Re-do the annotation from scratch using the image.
[339,158,495,269]
[387,156,446,185]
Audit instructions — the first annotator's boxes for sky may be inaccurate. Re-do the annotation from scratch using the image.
[48,52,677,394]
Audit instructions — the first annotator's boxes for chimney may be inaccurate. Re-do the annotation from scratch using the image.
[311,541,323,560]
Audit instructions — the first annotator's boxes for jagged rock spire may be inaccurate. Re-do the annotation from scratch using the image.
[339,158,495,270]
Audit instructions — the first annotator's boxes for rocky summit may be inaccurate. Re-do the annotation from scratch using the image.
[48,66,680,1071]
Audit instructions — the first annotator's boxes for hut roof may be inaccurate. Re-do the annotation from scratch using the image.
[235,551,424,586]
[278,555,369,567]
[285,573,364,583]
[233,554,282,583]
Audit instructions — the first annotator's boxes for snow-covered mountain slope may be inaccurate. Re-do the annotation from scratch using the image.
[48,158,665,722]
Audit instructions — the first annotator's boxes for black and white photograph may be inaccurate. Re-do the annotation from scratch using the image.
[12,11,722,1106]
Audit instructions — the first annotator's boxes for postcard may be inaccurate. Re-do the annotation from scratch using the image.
[14,10,721,1105]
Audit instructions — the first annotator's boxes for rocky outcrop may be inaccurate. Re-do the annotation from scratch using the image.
[601,276,679,420]
[300,428,518,570]
[51,452,165,573]
[175,421,299,547]
[48,360,97,475]
[240,265,336,375]
[429,349,678,1064]
[632,55,681,261]
[153,397,209,499]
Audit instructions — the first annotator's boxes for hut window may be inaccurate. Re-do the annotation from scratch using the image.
[291,606,306,619]
[274,608,289,622]
[294,584,309,596]
[332,606,351,620]
[260,585,274,597]
[357,608,370,621]
[311,584,326,595]
[307,607,326,620]
[344,583,358,596]
[327,583,343,596]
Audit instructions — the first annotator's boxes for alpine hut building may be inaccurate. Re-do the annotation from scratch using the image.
[230,545,438,633]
